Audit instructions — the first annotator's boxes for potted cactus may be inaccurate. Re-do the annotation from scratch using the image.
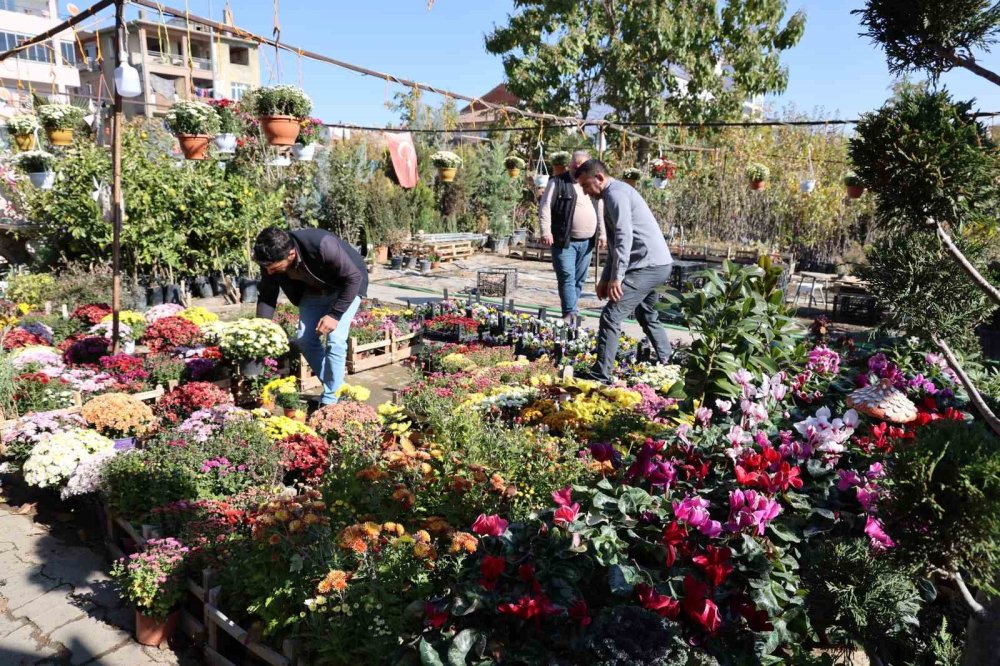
[165,101,221,160]
[244,85,312,146]
[13,150,56,189]
[292,117,323,161]
[623,167,642,187]
[37,104,84,146]
[5,114,40,151]
[550,151,571,176]
[210,99,240,154]
[431,151,462,182]
[504,155,526,178]
[844,171,865,199]
[745,163,770,191]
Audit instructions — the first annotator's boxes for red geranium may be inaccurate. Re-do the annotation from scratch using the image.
[155,381,233,424]
[141,316,203,353]
[278,434,330,481]
[71,303,112,326]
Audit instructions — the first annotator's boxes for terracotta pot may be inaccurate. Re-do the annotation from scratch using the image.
[374,245,389,263]
[260,115,301,146]
[506,167,521,178]
[284,407,305,422]
[13,134,35,151]
[431,261,440,269]
[749,180,767,191]
[178,134,211,160]
[553,164,567,176]
[135,609,179,647]
[623,178,638,187]
[846,184,865,199]
[46,128,73,146]
[437,167,457,182]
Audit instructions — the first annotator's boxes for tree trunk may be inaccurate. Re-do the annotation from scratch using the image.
[932,335,1000,438]
[962,587,1000,666]
[934,220,1000,307]
[936,47,1000,88]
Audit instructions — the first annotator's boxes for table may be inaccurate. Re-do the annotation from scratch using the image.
[787,271,837,310]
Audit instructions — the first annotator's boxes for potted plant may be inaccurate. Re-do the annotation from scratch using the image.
[80,392,156,449]
[623,167,642,187]
[210,99,240,154]
[37,104,84,146]
[419,257,432,273]
[165,100,220,160]
[216,318,290,376]
[111,538,189,646]
[844,171,865,199]
[745,163,770,191]
[651,158,676,189]
[428,252,440,270]
[431,151,462,182]
[292,117,323,161]
[6,114,40,151]
[550,151,571,176]
[504,155,525,178]
[275,387,305,421]
[244,85,312,146]
[800,178,817,193]
[13,150,56,189]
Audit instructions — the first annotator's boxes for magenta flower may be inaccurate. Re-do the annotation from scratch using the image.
[471,514,509,537]
[553,503,580,526]
[837,470,862,491]
[673,495,722,537]
[551,487,573,507]
[865,516,895,551]
[726,489,781,536]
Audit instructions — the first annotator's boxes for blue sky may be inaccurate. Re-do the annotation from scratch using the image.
[113,1,1000,127]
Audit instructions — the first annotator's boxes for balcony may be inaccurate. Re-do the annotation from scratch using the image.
[77,57,101,72]
[0,0,50,18]
[146,50,212,73]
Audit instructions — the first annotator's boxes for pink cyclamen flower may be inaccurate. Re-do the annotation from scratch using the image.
[715,399,733,414]
[695,406,713,426]
[552,487,573,507]
[837,470,862,491]
[472,514,509,537]
[673,495,722,538]
[865,516,895,551]
[731,368,754,387]
[857,486,879,513]
[553,503,580,526]
[866,463,885,480]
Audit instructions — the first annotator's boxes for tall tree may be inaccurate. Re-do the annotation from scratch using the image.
[485,0,805,126]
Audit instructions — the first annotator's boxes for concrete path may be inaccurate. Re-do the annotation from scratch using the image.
[0,501,194,666]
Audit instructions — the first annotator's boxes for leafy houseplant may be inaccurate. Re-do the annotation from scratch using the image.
[843,171,865,199]
[165,101,221,160]
[6,114,39,150]
[13,150,56,189]
[504,155,526,177]
[209,98,240,153]
[36,104,84,146]
[431,150,462,182]
[275,387,305,419]
[244,85,312,146]
[550,150,571,175]
[745,162,770,190]
[111,538,189,645]
[292,117,323,161]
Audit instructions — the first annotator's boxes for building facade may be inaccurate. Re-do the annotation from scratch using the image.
[76,12,260,118]
[0,0,81,118]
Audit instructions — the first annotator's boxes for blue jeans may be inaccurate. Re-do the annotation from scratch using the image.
[295,295,362,405]
[552,238,594,317]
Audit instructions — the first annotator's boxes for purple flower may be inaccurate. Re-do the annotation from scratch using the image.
[726,489,781,536]
[837,470,862,491]
[806,346,841,375]
[865,516,895,551]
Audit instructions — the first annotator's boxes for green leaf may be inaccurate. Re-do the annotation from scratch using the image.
[447,629,478,666]
[419,638,445,666]
[608,563,640,596]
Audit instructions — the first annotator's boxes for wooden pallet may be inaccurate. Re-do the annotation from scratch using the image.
[409,239,476,262]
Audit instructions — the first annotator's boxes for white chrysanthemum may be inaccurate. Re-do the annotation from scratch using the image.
[23,428,114,488]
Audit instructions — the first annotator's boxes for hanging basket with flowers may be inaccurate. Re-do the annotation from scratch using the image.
[745,162,770,191]
[165,101,221,160]
[504,155,526,178]
[550,151,571,176]
[209,98,241,154]
[243,85,312,146]
[37,104,84,146]
[292,117,324,161]
[5,114,40,151]
[844,171,865,199]
[13,150,56,189]
[431,151,463,182]
[622,167,642,187]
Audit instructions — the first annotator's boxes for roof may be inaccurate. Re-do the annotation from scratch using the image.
[459,83,520,114]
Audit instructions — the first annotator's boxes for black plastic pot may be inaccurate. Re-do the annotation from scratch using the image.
[192,276,213,299]
[163,284,180,304]
[978,327,1000,361]
[390,256,403,270]
[403,256,416,270]
[210,274,226,296]
[240,277,258,303]
[148,285,164,306]
[135,285,148,310]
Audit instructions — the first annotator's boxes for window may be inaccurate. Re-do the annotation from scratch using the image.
[60,42,77,65]
[228,46,249,66]
[0,31,51,63]
[230,82,249,101]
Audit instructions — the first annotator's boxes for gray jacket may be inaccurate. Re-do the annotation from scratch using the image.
[600,179,673,282]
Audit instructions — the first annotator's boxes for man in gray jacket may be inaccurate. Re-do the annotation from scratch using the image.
[574,159,674,383]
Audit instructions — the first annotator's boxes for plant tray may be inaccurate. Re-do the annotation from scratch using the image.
[422,326,479,343]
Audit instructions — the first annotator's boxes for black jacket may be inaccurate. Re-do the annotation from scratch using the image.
[549,172,578,248]
[256,229,368,321]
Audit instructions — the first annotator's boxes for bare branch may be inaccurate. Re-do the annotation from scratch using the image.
[934,46,1000,88]
[932,335,1000,438]
[933,220,1000,307]
[951,570,989,619]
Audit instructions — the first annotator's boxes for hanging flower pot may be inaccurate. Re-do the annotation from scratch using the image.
[745,163,770,191]
[651,158,677,181]
[292,143,317,161]
[14,134,36,151]
[504,155,525,179]
[46,128,74,146]
[37,104,83,147]
[14,150,56,189]
[431,151,462,182]
[799,179,816,194]
[5,113,39,151]
[135,610,179,647]
[177,134,212,160]
[258,115,300,145]
[533,174,549,188]
[653,177,668,190]
[28,171,56,190]
[214,133,237,153]
[244,85,312,145]
[844,172,865,199]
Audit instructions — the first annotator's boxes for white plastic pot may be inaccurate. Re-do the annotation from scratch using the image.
[653,177,668,190]
[267,155,291,167]
[533,174,549,189]
[214,133,237,153]
[292,143,317,161]
[800,179,816,194]
[28,171,55,190]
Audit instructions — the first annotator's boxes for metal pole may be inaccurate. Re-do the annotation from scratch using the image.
[111,0,124,353]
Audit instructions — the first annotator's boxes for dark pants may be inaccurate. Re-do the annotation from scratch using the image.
[591,264,673,382]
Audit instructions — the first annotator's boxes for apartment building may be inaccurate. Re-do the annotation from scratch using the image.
[0,0,81,117]
[76,11,260,117]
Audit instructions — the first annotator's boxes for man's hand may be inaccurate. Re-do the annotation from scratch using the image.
[597,238,607,251]
[540,234,554,247]
[316,315,339,336]
[608,280,624,302]
[596,279,608,300]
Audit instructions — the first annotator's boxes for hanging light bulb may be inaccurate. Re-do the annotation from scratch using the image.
[114,50,142,98]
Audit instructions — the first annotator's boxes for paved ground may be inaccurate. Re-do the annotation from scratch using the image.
[0,493,197,665]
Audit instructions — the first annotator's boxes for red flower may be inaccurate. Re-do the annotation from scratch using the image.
[141,316,203,353]
[682,574,722,633]
[471,513,509,537]
[278,434,330,480]
[553,503,580,526]
[636,583,680,619]
[691,546,733,587]
[424,603,449,629]
[518,563,536,582]
[497,595,560,624]
[155,381,233,424]
[70,303,112,326]
[735,599,773,632]
[568,599,592,628]
[551,487,573,506]
[479,555,506,589]
[661,521,689,568]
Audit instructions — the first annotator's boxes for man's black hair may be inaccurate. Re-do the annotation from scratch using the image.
[575,159,610,179]
[253,227,295,264]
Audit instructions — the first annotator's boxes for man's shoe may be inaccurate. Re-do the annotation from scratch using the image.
[574,368,612,385]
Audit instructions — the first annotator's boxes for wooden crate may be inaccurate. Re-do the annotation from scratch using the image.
[297,330,421,386]
[203,586,299,666]
[411,239,476,262]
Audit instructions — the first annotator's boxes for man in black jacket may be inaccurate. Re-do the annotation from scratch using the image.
[538,150,606,326]
[253,227,368,405]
